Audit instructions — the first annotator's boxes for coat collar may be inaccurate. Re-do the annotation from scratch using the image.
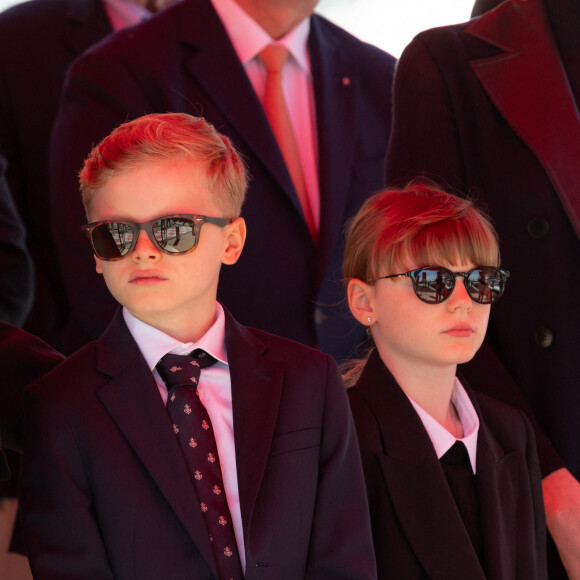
[94,308,283,575]
[466,0,580,240]
[176,0,360,268]
[354,350,520,578]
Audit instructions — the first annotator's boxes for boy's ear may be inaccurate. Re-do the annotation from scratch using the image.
[221,217,246,266]
[347,278,374,326]
[94,255,103,274]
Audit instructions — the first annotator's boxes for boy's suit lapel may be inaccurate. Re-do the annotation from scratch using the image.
[358,352,486,579]
[94,311,219,579]
[224,310,284,535]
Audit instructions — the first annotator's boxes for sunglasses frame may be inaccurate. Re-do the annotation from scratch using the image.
[374,266,510,304]
[82,214,232,261]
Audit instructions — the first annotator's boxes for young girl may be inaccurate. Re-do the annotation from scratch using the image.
[344,183,546,579]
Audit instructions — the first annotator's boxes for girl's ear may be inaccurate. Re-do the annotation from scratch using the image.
[347,278,375,326]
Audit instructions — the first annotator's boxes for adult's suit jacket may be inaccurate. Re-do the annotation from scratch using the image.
[49,0,396,359]
[385,0,580,481]
[0,154,33,328]
[349,350,547,580]
[0,0,112,348]
[20,308,376,579]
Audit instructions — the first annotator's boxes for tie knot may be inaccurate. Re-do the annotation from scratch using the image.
[440,440,470,467]
[259,44,290,73]
[156,350,217,391]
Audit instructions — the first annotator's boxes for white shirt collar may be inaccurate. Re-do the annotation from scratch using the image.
[123,302,228,371]
[210,0,311,73]
[102,0,153,31]
[407,378,480,473]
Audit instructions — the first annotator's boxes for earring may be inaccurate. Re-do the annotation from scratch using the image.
[366,316,372,324]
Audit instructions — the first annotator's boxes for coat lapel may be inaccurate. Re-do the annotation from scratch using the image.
[358,352,485,578]
[467,0,580,239]
[95,311,219,579]
[309,16,358,278]
[176,0,304,221]
[64,0,113,57]
[473,406,520,579]
[223,311,284,536]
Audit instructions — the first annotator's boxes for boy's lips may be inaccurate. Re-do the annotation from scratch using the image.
[129,272,168,284]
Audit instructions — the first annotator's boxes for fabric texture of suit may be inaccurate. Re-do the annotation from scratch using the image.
[20,307,376,579]
[0,154,33,328]
[49,0,396,360]
[0,0,112,348]
[0,322,64,490]
[385,0,580,482]
[349,350,547,580]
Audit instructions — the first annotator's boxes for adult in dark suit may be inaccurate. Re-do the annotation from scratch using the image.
[472,0,504,17]
[386,0,580,575]
[349,351,546,579]
[20,308,374,579]
[49,0,396,360]
[0,154,33,328]
[0,0,113,349]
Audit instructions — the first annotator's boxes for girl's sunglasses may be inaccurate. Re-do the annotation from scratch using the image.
[82,214,231,261]
[374,266,510,304]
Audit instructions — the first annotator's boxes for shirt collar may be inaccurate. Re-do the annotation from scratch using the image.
[210,0,311,73]
[102,0,152,31]
[123,302,228,371]
[407,378,480,473]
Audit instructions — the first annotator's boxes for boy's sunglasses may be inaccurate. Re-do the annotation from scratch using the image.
[374,266,510,304]
[82,214,232,261]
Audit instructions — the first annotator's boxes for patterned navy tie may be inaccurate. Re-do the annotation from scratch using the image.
[157,350,243,580]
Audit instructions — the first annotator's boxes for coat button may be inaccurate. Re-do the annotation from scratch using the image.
[527,218,549,238]
[535,326,553,348]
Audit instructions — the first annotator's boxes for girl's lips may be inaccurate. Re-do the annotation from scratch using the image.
[443,326,474,337]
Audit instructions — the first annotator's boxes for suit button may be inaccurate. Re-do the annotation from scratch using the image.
[527,218,549,238]
[535,326,553,348]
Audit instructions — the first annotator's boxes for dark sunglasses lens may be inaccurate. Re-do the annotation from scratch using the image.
[466,268,505,304]
[413,268,454,303]
[152,217,197,254]
[92,222,135,259]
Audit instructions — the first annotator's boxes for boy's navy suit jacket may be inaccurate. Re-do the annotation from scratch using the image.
[20,308,376,580]
[348,350,547,580]
[49,0,396,359]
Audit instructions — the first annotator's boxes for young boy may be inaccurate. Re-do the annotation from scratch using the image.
[19,113,375,580]
[343,183,546,579]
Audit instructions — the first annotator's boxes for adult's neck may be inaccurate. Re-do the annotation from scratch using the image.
[234,0,318,39]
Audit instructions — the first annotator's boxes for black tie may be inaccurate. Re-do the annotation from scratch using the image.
[440,441,482,561]
[157,350,243,580]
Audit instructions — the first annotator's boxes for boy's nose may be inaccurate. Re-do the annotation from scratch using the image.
[131,230,161,261]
